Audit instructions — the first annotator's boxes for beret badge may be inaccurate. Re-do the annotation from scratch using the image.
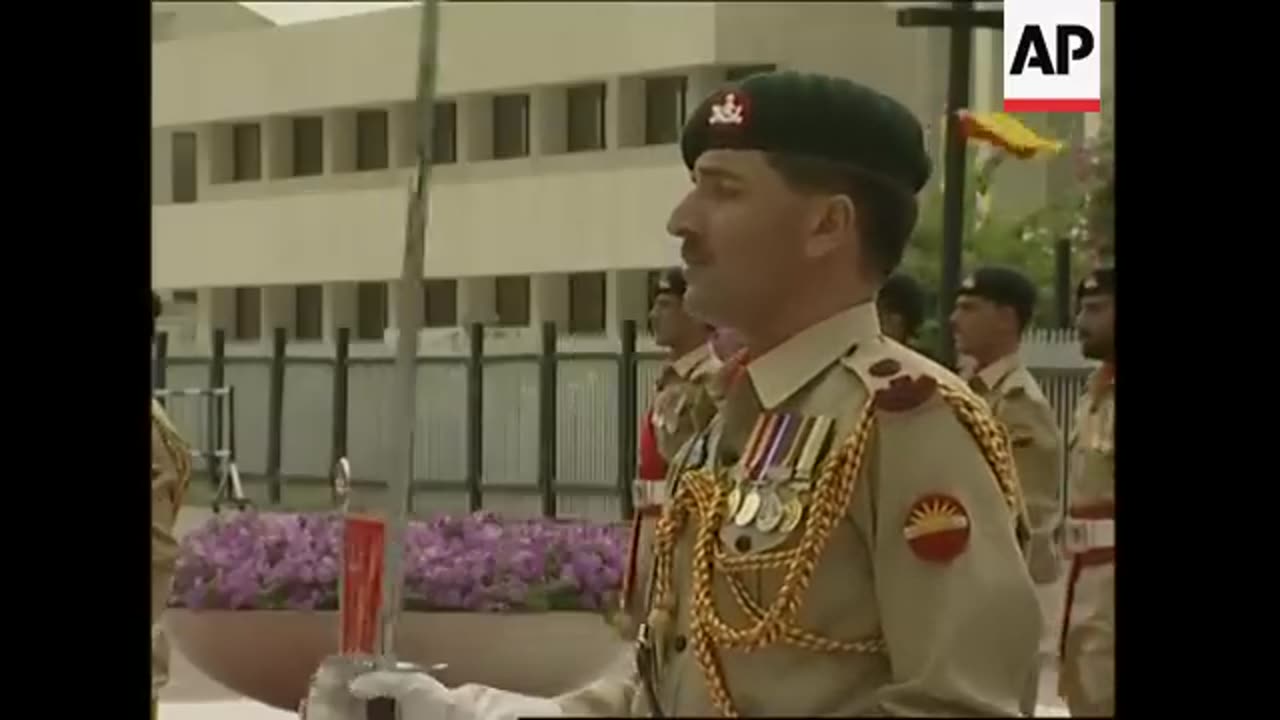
[708,92,748,128]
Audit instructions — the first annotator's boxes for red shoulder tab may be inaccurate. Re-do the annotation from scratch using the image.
[873,374,939,412]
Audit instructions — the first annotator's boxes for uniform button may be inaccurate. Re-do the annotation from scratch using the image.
[869,358,902,377]
[673,635,688,652]
[734,535,752,552]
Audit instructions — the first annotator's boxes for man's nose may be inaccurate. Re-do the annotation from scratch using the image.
[666,190,698,241]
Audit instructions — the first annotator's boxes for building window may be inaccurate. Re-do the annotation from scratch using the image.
[355,282,388,341]
[644,76,687,145]
[434,102,457,164]
[234,287,262,341]
[424,279,458,327]
[492,94,530,159]
[568,272,607,335]
[356,110,390,171]
[232,123,262,181]
[292,116,324,176]
[171,131,197,203]
[173,290,198,304]
[494,276,530,327]
[567,83,606,152]
[725,64,777,82]
[295,285,324,341]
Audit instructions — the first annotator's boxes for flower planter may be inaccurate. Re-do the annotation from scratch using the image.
[169,511,630,711]
[167,608,627,711]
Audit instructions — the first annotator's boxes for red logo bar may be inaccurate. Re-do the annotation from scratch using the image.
[1003,98,1102,113]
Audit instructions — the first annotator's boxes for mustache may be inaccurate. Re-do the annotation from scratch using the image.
[680,238,711,267]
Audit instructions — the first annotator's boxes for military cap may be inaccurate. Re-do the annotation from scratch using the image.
[681,71,932,195]
[958,266,1038,328]
[655,267,687,297]
[878,273,926,334]
[1077,266,1115,301]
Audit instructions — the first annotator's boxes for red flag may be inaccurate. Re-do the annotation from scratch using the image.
[340,515,387,655]
[636,409,668,483]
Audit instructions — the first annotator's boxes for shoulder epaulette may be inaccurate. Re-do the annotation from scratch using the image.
[841,339,1028,535]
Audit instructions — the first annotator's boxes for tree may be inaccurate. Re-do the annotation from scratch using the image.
[901,108,1114,357]
[906,205,1090,356]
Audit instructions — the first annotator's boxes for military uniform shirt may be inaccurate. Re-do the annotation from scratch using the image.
[966,353,1064,584]
[152,400,191,698]
[622,343,725,638]
[558,303,1041,717]
[1058,366,1115,716]
[652,343,723,461]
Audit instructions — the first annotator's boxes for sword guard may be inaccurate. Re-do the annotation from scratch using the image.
[366,697,398,720]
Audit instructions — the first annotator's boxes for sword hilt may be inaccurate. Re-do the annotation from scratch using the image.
[365,697,398,720]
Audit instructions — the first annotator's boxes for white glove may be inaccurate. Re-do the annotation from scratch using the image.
[349,672,563,720]
[348,671,456,720]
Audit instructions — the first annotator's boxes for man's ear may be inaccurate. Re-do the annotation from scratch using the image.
[803,194,856,260]
[998,305,1022,335]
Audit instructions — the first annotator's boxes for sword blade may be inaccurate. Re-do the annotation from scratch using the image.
[376,0,443,666]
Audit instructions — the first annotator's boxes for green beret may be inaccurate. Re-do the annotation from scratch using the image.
[1077,266,1115,301]
[655,267,687,297]
[878,273,926,331]
[681,71,931,195]
[958,266,1038,326]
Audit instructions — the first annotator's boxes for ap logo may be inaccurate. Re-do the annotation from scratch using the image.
[1003,0,1102,112]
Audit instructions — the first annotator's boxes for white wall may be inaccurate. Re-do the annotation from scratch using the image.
[152,2,720,126]
[153,147,685,287]
[152,1,1101,313]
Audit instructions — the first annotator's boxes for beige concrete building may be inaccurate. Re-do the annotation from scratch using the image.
[152,1,1112,355]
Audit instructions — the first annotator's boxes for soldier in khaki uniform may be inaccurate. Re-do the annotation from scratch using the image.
[1058,268,1115,716]
[645,268,723,463]
[152,293,192,718]
[618,268,723,637]
[350,71,1041,718]
[951,266,1063,715]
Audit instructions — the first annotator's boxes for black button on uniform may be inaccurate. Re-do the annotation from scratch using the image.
[734,535,752,553]
[673,635,688,652]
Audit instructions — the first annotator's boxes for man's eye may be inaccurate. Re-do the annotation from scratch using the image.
[702,182,738,198]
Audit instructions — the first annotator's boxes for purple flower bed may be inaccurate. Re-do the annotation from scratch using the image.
[172,511,628,613]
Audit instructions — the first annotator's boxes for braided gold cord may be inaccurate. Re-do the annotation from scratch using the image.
[723,574,886,654]
[650,400,879,717]
[714,545,800,572]
[152,404,194,508]
[647,379,1029,717]
[935,385,1026,522]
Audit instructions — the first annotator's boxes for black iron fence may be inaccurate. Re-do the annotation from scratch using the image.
[153,322,1092,522]
[155,322,661,522]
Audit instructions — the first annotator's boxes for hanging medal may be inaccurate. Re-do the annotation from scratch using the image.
[734,414,780,527]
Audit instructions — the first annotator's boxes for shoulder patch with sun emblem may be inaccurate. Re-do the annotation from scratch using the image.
[903,493,971,563]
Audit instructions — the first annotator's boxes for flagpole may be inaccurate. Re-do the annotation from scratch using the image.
[377,0,442,667]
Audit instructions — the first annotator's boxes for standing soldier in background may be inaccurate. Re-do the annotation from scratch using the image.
[950,266,1063,715]
[615,268,723,637]
[876,272,926,347]
[351,71,1041,718]
[152,292,192,719]
[1059,267,1115,716]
